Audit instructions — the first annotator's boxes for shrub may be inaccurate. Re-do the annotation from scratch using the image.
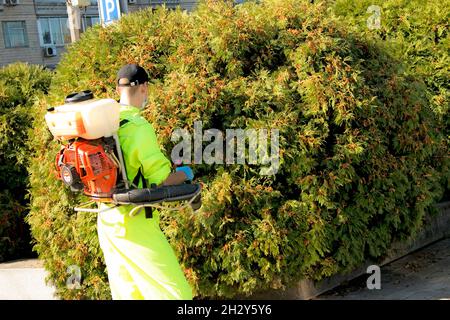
[27,0,447,299]
[0,62,51,262]
[332,0,450,198]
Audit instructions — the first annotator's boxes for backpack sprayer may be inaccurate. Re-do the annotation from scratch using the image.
[45,90,201,217]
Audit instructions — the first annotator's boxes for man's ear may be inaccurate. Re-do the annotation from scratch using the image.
[116,86,121,96]
[140,83,148,94]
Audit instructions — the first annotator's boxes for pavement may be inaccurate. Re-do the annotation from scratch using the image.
[0,259,58,300]
[317,238,450,300]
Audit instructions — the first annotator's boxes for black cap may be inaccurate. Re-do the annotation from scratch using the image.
[116,64,149,87]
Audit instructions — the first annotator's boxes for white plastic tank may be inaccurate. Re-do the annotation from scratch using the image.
[45,91,120,140]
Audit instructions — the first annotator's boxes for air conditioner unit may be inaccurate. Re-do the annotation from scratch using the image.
[44,46,57,57]
[4,0,19,6]
[71,0,90,7]
[128,0,137,4]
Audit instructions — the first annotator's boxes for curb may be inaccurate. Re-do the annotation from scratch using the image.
[247,201,450,300]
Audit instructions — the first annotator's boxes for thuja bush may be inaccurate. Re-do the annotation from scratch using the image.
[27,0,447,299]
[332,0,450,198]
[0,62,51,261]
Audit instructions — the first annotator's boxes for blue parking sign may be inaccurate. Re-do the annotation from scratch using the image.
[99,0,121,25]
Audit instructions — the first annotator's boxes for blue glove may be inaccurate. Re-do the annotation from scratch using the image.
[176,166,194,181]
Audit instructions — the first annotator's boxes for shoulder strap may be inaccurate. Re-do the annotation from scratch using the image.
[132,167,153,219]
[120,119,130,127]
[132,167,147,188]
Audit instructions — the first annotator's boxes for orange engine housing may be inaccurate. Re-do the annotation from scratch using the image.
[55,139,118,199]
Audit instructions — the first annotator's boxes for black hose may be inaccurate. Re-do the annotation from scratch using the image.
[112,184,201,204]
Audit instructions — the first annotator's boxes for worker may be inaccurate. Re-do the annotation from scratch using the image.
[97,64,194,300]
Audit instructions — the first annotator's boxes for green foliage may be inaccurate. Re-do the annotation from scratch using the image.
[332,0,450,196]
[27,0,448,299]
[0,62,52,262]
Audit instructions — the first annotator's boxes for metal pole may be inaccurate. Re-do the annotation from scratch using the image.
[66,1,81,42]
[119,0,128,14]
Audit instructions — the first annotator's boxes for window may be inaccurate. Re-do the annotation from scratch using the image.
[35,0,67,4]
[83,16,100,31]
[38,17,71,46]
[35,0,97,4]
[2,21,29,48]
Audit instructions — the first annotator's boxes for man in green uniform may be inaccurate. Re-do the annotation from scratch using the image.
[97,64,194,300]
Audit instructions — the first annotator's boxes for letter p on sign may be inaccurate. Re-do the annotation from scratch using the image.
[99,0,121,26]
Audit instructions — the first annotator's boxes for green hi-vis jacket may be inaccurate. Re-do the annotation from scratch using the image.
[97,105,193,300]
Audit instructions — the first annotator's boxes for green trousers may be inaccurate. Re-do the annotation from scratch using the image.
[97,204,193,300]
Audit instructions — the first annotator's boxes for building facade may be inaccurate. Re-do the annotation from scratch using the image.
[0,0,197,68]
